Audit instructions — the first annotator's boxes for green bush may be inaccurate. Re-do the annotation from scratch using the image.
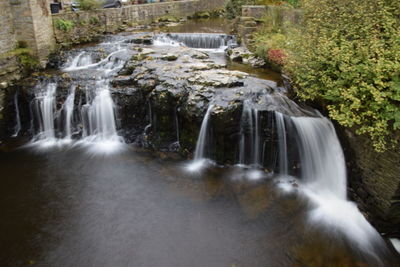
[225,0,254,19]
[89,16,100,25]
[285,0,400,151]
[77,0,100,11]
[54,18,75,32]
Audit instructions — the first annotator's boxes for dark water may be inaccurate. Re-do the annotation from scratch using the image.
[0,142,399,267]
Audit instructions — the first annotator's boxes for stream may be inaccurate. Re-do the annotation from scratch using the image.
[0,19,399,267]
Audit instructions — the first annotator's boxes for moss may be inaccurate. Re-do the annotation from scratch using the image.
[1,46,40,72]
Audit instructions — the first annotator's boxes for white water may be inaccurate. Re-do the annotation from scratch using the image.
[275,112,288,175]
[64,86,76,140]
[29,45,127,153]
[32,83,57,142]
[238,100,261,167]
[153,33,237,52]
[63,52,93,71]
[186,104,214,172]
[63,48,126,72]
[12,91,21,137]
[291,116,385,256]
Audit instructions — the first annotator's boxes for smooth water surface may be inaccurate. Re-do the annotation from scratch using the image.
[0,142,399,267]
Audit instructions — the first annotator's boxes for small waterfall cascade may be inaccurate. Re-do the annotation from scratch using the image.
[64,51,93,71]
[275,112,288,175]
[194,104,214,160]
[186,104,214,172]
[291,116,346,198]
[290,115,384,254]
[32,83,57,141]
[154,33,237,49]
[81,80,120,142]
[238,100,261,167]
[63,86,76,140]
[12,91,21,137]
[28,45,129,151]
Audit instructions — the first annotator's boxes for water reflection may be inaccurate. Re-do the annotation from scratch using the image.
[1,143,398,266]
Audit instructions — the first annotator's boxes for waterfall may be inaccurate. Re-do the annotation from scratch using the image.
[291,116,346,198]
[12,91,21,137]
[63,86,76,140]
[275,112,288,175]
[32,83,57,141]
[63,52,93,71]
[186,104,214,172]
[238,100,261,167]
[81,81,119,141]
[27,45,128,152]
[194,104,214,159]
[154,33,237,50]
[291,115,384,254]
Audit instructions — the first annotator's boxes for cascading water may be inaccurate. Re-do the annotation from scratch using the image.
[153,33,237,50]
[32,83,57,142]
[12,91,21,137]
[28,43,129,152]
[186,104,214,172]
[275,112,288,176]
[63,51,93,71]
[238,100,261,167]
[63,86,76,140]
[290,115,385,256]
[81,81,120,142]
[292,116,347,197]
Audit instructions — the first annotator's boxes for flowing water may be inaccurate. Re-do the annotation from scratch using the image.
[186,104,214,172]
[1,21,399,267]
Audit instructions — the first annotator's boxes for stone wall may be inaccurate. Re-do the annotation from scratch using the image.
[0,0,16,56]
[340,129,400,236]
[238,5,301,48]
[52,0,226,45]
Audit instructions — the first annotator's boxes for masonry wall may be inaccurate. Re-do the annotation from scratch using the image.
[0,0,17,56]
[53,0,226,45]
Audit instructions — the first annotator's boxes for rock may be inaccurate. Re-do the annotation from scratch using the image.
[227,47,253,62]
[161,53,178,61]
[190,50,209,59]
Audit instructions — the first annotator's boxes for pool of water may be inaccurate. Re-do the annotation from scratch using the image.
[0,142,398,267]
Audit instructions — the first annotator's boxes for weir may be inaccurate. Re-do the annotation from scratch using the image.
[154,33,237,49]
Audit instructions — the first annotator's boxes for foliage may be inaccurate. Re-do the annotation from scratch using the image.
[54,18,75,32]
[285,0,400,151]
[225,0,254,19]
[268,49,286,65]
[89,16,100,25]
[6,44,40,71]
[77,0,100,11]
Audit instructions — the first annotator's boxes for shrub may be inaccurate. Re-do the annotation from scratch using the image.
[77,0,100,11]
[54,18,75,32]
[285,0,400,151]
[267,49,287,65]
[89,16,100,25]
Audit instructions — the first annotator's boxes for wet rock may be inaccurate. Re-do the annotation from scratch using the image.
[161,54,178,61]
[227,47,266,67]
[188,70,247,88]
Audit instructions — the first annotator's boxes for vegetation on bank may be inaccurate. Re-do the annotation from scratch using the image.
[77,0,100,10]
[227,0,400,151]
[285,0,400,151]
[54,18,75,32]
[0,41,40,72]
